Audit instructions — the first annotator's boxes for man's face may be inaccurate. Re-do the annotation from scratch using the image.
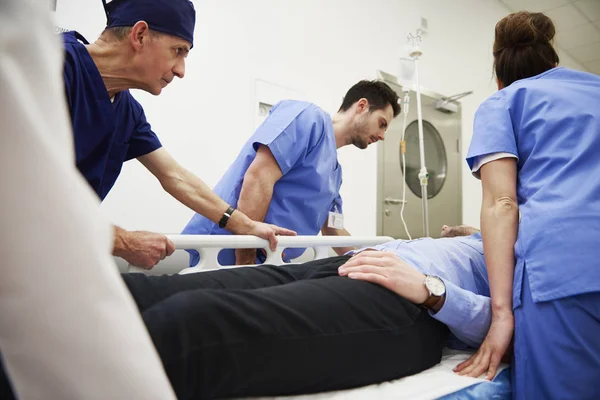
[350,102,394,149]
[136,33,190,95]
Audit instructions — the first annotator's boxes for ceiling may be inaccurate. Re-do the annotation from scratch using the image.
[498,0,600,75]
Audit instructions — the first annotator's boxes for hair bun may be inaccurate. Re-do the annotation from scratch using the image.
[496,12,556,50]
[493,11,559,87]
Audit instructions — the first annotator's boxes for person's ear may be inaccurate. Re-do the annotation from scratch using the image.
[356,98,369,114]
[130,21,151,50]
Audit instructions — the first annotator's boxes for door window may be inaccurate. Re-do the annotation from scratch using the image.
[401,120,447,199]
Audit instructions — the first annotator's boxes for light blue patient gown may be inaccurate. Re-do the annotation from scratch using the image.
[466,67,600,399]
[182,100,342,266]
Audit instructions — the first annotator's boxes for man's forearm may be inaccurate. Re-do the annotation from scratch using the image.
[162,166,253,233]
[481,198,518,314]
[237,172,273,223]
[234,172,275,264]
[112,225,128,256]
[322,226,355,256]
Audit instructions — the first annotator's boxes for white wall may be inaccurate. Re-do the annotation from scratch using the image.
[55,0,586,236]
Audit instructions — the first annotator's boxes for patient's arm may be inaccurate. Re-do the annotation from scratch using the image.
[430,280,491,348]
[339,251,491,348]
[321,223,356,256]
[235,145,283,265]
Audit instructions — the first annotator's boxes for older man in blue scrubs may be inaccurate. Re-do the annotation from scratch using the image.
[62,0,293,269]
[183,81,401,266]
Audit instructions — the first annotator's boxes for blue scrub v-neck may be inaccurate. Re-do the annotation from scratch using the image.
[62,31,162,200]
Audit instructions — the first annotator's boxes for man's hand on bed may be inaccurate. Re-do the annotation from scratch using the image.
[337,251,429,304]
[453,312,514,380]
[113,228,176,269]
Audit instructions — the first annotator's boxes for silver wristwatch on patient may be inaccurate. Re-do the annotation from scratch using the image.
[421,275,446,312]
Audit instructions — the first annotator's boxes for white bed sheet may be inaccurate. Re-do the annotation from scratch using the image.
[237,349,508,400]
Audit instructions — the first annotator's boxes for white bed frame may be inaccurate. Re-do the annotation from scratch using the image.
[128,235,395,274]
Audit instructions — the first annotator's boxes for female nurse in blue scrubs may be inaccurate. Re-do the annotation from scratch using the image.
[62,0,294,269]
[455,11,600,399]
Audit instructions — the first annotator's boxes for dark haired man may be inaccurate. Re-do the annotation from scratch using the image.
[183,80,401,266]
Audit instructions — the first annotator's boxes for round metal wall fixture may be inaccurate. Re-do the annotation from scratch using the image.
[401,120,448,199]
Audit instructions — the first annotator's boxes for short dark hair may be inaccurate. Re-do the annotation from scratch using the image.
[339,80,401,117]
[493,11,559,87]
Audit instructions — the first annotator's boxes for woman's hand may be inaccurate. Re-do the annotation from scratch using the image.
[454,311,514,380]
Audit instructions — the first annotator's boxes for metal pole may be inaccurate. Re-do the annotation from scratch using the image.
[408,31,430,237]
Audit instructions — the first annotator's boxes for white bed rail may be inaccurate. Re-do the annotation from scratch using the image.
[128,235,394,274]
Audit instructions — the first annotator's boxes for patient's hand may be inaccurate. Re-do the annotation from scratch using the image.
[441,225,480,238]
[113,229,175,270]
[338,251,429,304]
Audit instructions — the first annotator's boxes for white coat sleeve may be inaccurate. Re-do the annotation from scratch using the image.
[0,1,176,398]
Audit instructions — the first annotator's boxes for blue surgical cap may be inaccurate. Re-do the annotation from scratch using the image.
[104,0,196,47]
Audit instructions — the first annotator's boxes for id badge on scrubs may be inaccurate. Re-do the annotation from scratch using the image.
[328,205,344,229]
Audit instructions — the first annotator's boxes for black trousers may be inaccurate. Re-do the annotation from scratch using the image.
[122,256,448,400]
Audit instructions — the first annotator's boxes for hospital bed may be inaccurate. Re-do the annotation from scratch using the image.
[128,235,511,399]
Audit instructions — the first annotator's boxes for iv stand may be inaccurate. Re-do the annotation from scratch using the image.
[407,30,430,237]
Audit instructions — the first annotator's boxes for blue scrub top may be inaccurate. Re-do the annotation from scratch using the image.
[62,31,162,200]
[466,67,600,307]
[182,100,343,266]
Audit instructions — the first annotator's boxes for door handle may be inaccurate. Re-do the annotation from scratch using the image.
[384,197,407,205]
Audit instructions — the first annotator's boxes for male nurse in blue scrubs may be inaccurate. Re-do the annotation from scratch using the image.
[182,81,401,266]
[61,0,294,269]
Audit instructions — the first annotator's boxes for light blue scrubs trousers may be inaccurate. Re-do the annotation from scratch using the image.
[513,266,600,400]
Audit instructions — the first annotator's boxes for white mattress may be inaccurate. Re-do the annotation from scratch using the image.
[238,349,508,400]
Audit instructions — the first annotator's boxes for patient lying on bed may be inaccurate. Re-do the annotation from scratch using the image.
[113,225,489,400]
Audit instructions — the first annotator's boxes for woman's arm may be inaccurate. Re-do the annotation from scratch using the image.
[480,158,519,316]
[455,157,518,379]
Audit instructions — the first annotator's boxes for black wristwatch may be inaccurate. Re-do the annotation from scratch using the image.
[218,206,236,228]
